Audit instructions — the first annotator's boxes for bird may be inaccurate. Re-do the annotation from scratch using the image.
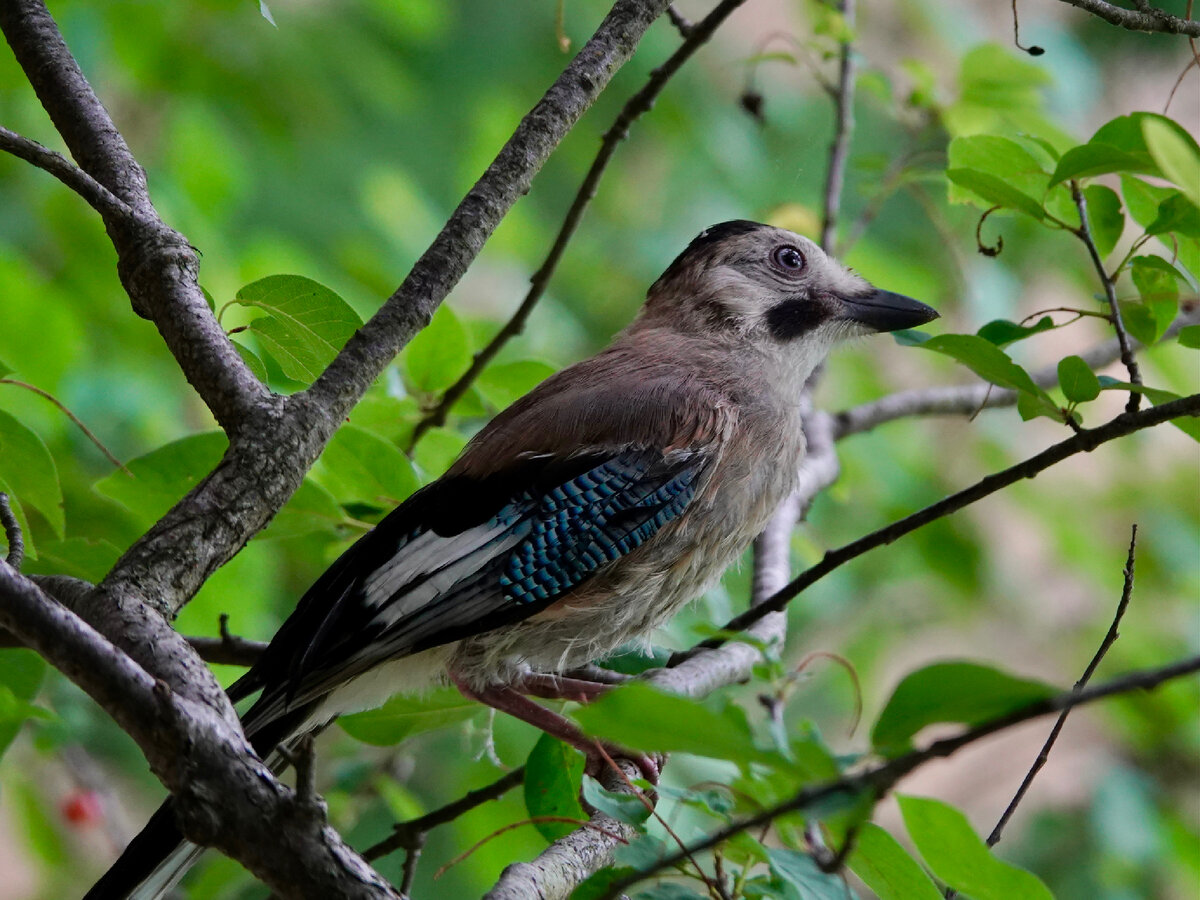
[84,220,937,899]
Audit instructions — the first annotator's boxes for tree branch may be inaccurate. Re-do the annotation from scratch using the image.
[0,493,24,570]
[0,124,131,219]
[682,393,1200,657]
[1054,0,1200,35]
[408,0,750,446]
[821,0,856,253]
[594,654,1200,899]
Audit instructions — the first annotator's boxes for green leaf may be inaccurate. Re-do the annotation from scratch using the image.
[871,661,1057,754]
[1083,184,1124,257]
[0,408,64,539]
[1049,113,1169,187]
[258,478,345,539]
[1097,379,1200,442]
[768,847,849,900]
[0,357,13,378]
[976,316,1054,347]
[945,135,1053,220]
[231,339,268,383]
[571,867,639,900]
[338,687,479,745]
[0,649,47,759]
[915,334,1058,417]
[1120,175,1176,230]
[94,432,227,527]
[476,360,558,410]
[892,329,932,347]
[32,537,121,582]
[899,795,1054,900]
[572,681,770,764]
[412,426,467,480]
[1145,193,1200,238]
[236,274,362,383]
[1057,355,1101,403]
[404,304,471,393]
[946,168,1046,220]
[1178,325,1200,348]
[580,776,651,826]
[1119,301,1157,347]
[313,425,419,507]
[1142,116,1200,209]
[848,822,943,900]
[524,734,587,841]
[1130,255,1181,341]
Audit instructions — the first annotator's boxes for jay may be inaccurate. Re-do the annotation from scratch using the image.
[86,220,937,899]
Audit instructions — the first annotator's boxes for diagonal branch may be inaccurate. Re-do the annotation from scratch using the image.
[407,0,751,447]
[680,392,1200,659]
[1054,0,1200,35]
[302,0,676,423]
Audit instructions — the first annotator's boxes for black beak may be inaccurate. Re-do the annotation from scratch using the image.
[840,289,939,333]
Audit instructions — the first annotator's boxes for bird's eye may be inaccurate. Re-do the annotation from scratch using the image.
[771,245,806,273]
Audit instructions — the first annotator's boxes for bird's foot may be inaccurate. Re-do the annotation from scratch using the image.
[584,742,664,785]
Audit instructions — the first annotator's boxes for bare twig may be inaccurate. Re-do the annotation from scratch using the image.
[679,393,1200,659]
[1053,0,1200,35]
[0,378,128,471]
[821,0,856,253]
[666,4,695,35]
[407,0,749,447]
[0,125,131,219]
[593,654,1200,900]
[1071,181,1142,412]
[945,525,1140,900]
[0,493,24,570]
[364,768,525,862]
[1010,0,1045,55]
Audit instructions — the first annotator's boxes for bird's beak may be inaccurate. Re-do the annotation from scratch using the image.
[839,289,939,333]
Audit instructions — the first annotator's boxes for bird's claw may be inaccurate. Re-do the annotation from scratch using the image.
[584,742,665,785]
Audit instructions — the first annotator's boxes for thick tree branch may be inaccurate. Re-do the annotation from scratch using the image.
[683,393,1200,657]
[1054,0,1200,35]
[594,654,1200,899]
[407,0,750,446]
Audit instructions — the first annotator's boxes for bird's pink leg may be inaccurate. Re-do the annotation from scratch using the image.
[451,674,660,783]
[512,672,614,703]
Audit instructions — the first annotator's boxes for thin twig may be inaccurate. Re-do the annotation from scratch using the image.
[676,393,1200,661]
[945,525,1140,900]
[0,378,128,472]
[666,4,694,36]
[407,0,750,447]
[0,493,24,570]
[363,768,525,862]
[1071,181,1142,412]
[593,654,1200,900]
[186,614,269,667]
[821,0,856,254]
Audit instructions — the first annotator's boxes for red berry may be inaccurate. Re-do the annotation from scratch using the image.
[61,790,104,826]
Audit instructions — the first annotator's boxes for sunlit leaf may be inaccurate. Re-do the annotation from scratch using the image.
[900,795,1053,900]
[1120,175,1176,230]
[1145,193,1200,238]
[1049,113,1172,186]
[313,425,419,507]
[1130,255,1181,341]
[231,339,268,383]
[524,735,586,841]
[1083,184,1123,257]
[1178,325,1200,349]
[914,334,1058,418]
[848,822,943,900]
[0,649,47,759]
[1142,116,1200,209]
[871,661,1057,754]
[237,275,362,383]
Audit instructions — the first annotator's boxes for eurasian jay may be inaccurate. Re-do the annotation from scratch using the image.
[85,220,937,899]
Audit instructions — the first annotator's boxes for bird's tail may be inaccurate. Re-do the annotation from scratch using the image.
[81,694,318,900]
[81,802,200,900]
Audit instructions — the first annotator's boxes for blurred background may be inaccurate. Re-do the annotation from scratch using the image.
[0,0,1196,897]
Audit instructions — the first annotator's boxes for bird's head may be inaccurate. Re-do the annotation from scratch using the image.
[638,220,938,373]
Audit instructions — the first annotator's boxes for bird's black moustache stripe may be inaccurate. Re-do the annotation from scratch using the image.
[765,298,827,341]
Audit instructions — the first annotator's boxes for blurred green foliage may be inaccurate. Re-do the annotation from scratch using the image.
[0,1,1197,898]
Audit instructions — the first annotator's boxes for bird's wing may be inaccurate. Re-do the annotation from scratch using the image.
[235,445,709,721]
